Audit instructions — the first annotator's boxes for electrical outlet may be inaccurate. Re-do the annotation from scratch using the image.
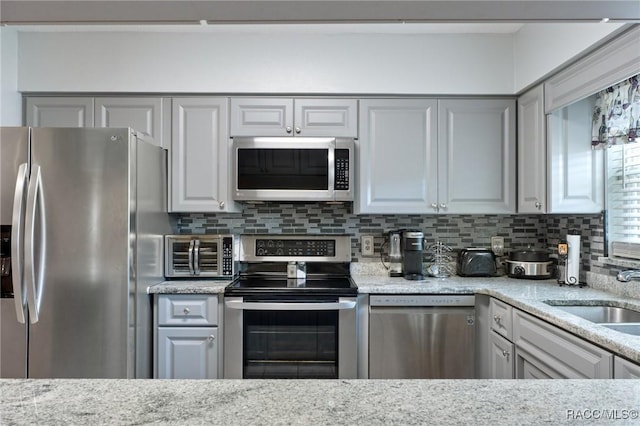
[491,236,504,256]
[361,235,374,256]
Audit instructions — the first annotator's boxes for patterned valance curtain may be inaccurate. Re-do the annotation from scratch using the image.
[592,74,640,149]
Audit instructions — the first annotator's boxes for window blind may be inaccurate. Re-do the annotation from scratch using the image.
[608,143,640,259]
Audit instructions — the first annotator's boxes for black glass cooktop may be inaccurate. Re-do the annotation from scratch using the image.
[225,276,357,296]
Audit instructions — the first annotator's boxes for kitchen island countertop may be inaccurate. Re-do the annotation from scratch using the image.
[3,378,640,425]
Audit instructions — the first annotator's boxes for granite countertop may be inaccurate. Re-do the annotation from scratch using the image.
[148,279,231,294]
[3,379,640,425]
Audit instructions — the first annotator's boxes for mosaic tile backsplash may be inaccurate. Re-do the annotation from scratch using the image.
[174,203,611,282]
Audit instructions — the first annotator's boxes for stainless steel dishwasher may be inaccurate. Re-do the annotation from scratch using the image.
[369,294,476,379]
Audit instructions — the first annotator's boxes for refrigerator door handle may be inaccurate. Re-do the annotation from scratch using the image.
[24,164,46,324]
[10,163,29,324]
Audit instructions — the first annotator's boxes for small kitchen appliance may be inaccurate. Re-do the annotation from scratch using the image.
[401,230,425,280]
[388,230,403,277]
[164,235,236,278]
[457,248,496,277]
[505,248,554,279]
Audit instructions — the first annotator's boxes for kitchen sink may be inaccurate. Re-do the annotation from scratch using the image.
[543,301,640,324]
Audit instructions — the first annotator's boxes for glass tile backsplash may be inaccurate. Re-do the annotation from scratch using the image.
[174,203,610,279]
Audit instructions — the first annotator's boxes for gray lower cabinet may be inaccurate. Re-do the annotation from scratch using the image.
[513,310,613,379]
[614,356,640,379]
[155,294,220,379]
[489,331,515,379]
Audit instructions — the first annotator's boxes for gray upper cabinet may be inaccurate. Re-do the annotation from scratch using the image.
[26,97,94,127]
[170,97,241,213]
[547,96,603,213]
[517,85,546,213]
[356,98,516,215]
[356,99,437,214]
[230,97,357,137]
[437,99,516,214]
[95,97,168,149]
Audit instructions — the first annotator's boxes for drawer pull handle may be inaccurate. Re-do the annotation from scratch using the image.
[183,308,190,315]
[208,335,215,342]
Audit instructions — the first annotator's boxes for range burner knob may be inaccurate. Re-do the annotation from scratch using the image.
[257,248,266,256]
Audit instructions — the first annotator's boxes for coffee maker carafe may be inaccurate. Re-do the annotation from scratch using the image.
[388,231,403,277]
[401,230,425,280]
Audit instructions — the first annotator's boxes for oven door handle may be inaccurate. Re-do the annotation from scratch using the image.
[225,299,356,311]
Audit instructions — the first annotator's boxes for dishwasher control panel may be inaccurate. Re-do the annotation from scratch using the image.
[369,294,475,307]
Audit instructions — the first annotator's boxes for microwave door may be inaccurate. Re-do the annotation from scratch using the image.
[232,137,336,202]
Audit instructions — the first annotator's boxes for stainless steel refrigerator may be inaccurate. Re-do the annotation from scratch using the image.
[0,127,171,378]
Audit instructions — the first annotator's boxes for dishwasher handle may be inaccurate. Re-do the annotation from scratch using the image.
[225,299,356,311]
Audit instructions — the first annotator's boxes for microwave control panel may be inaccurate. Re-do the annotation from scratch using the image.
[334,149,350,191]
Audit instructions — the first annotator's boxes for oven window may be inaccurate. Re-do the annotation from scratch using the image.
[237,149,328,190]
[243,309,338,379]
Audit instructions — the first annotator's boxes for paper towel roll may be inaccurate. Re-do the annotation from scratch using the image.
[566,234,581,284]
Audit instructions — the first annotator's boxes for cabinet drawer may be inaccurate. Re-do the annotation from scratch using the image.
[489,298,513,339]
[158,294,218,326]
[513,310,612,379]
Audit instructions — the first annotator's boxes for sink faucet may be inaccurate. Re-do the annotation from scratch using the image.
[616,270,640,282]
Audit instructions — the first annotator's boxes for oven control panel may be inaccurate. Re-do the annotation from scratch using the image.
[255,239,336,257]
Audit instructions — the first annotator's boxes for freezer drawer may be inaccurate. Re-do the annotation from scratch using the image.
[369,304,476,379]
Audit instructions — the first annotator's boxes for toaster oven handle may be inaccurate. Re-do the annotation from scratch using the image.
[193,239,201,275]
[225,299,356,311]
[188,239,195,275]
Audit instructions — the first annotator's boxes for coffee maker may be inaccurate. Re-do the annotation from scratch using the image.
[401,230,425,280]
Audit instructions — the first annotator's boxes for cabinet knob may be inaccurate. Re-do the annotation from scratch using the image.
[431,203,438,210]
[493,314,502,325]
[286,126,292,133]
[183,308,190,315]
[439,203,447,209]
[208,334,215,342]
[535,201,542,209]
[502,349,510,361]
[295,127,301,134]
[219,201,225,209]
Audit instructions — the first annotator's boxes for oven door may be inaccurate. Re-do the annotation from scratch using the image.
[224,296,357,379]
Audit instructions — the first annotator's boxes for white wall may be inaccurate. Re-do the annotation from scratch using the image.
[513,23,625,93]
[17,30,515,94]
[1,28,21,125]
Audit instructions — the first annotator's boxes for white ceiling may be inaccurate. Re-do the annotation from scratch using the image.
[1,0,638,27]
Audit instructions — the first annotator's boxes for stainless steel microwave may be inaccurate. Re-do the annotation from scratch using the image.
[231,137,354,202]
[165,235,235,278]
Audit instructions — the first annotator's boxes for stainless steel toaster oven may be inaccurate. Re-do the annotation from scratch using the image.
[165,235,235,278]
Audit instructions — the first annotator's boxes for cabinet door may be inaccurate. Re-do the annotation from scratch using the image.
[157,327,218,379]
[171,98,240,212]
[614,356,640,379]
[230,98,293,136]
[547,96,604,213]
[517,85,547,213]
[25,97,94,127]
[489,331,514,379]
[95,97,166,148]
[356,99,437,214]
[294,99,358,137]
[438,99,516,214]
[513,310,612,379]
[515,348,564,379]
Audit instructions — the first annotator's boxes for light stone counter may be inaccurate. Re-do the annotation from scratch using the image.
[148,272,640,363]
[2,379,640,425]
